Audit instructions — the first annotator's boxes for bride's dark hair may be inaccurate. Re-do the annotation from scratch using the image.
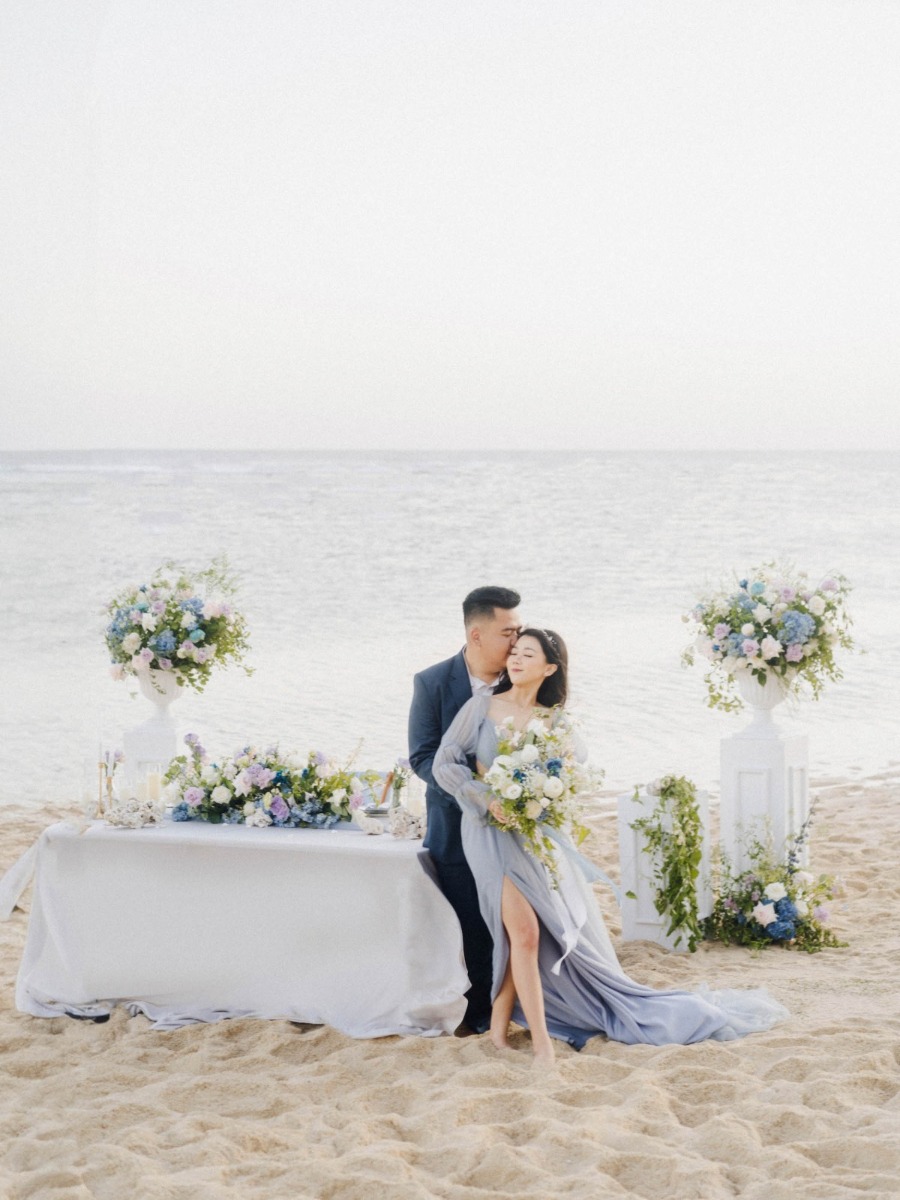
[495,627,568,708]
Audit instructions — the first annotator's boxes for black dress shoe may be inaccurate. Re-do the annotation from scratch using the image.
[65,1011,110,1023]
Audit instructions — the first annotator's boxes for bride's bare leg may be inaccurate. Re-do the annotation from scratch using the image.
[500,877,555,1066]
[489,960,515,1049]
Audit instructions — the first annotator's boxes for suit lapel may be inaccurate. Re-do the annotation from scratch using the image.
[448,649,474,715]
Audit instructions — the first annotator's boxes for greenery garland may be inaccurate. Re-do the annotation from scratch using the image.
[628,775,704,952]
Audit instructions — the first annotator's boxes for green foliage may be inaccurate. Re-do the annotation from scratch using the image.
[630,775,705,952]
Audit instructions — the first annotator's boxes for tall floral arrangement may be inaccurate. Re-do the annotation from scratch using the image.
[104,557,251,693]
[682,564,853,712]
[483,715,601,883]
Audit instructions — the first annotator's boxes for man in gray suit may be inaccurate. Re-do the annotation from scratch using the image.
[408,586,522,1034]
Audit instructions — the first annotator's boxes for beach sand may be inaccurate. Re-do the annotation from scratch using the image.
[1,773,899,1200]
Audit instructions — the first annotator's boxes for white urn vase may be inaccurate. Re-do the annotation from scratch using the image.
[735,669,789,738]
[123,669,184,781]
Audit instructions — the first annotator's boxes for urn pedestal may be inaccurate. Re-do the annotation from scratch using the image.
[616,788,713,953]
[122,670,182,787]
[719,673,809,873]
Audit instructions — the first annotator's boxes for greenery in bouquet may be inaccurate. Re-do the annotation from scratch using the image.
[482,714,601,884]
[682,564,853,712]
[704,809,845,953]
[104,556,252,694]
[164,734,380,827]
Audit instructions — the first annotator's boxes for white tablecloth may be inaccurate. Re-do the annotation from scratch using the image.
[11,820,469,1034]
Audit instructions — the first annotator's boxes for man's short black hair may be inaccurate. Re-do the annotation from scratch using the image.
[463,586,521,627]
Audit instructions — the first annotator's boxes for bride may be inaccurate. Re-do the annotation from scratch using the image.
[433,627,788,1066]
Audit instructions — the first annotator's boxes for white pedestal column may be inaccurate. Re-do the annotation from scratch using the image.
[616,789,712,953]
[122,671,182,787]
[719,728,809,873]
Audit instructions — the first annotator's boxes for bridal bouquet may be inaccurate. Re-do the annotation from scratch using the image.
[483,715,601,882]
[165,734,380,827]
[104,556,252,693]
[682,564,853,712]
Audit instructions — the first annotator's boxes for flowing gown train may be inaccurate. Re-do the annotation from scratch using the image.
[433,695,788,1049]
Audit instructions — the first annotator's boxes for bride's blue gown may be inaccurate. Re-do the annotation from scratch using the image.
[433,695,788,1049]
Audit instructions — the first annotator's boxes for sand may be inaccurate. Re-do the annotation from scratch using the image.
[2,773,899,1200]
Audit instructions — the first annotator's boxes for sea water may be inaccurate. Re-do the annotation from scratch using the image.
[1,449,897,810]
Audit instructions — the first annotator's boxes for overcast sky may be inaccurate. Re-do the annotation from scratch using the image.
[2,1,899,451]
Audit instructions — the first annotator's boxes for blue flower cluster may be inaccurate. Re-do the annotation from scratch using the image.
[107,606,131,641]
[764,896,798,941]
[545,758,563,777]
[152,629,177,656]
[180,597,204,615]
[777,609,816,646]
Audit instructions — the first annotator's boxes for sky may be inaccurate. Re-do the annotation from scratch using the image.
[2,0,899,452]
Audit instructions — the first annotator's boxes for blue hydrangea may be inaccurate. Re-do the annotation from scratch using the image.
[765,918,796,941]
[777,609,816,645]
[737,595,755,613]
[738,579,749,589]
[188,628,205,643]
[171,803,191,822]
[774,897,798,921]
[750,582,766,596]
[726,632,745,655]
[546,758,563,776]
[152,629,177,656]
[180,597,205,615]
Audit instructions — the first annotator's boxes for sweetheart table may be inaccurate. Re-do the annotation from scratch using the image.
[8,820,469,1034]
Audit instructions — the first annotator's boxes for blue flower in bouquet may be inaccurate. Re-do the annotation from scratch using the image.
[180,597,204,615]
[546,758,563,777]
[750,581,766,597]
[171,803,190,822]
[765,917,796,941]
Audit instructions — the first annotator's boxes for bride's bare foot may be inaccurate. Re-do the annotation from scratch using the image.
[531,1038,556,1068]
[489,1023,513,1051]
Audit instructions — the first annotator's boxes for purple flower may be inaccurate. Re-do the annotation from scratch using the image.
[780,587,796,602]
[158,658,173,670]
[184,787,205,807]
[814,905,830,922]
[138,648,154,663]
[751,891,760,902]
[269,795,290,821]
[151,600,166,615]
[820,578,838,592]
[713,623,730,640]
[786,644,804,662]
[742,638,760,658]
[184,733,200,747]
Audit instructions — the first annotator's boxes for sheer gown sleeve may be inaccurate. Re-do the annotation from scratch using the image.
[432,695,492,821]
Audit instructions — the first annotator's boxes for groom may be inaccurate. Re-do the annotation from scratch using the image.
[408,585,522,1035]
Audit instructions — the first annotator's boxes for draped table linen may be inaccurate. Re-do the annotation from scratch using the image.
[9,820,468,1034]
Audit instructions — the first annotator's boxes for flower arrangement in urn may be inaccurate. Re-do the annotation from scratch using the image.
[682,564,853,712]
[104,556,251,693]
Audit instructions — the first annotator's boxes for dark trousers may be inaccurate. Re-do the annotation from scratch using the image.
[432,857,494,1030]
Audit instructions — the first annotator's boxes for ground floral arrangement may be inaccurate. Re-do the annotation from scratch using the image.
[164,734,392,828]
[631,777,844,953]
[104,556,252,693]
[705,807,845,952]
[483,713,603,884]
[682,563,853,711]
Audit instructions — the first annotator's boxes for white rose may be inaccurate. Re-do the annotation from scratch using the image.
[331,788,347,804]
[243,801,256,816]
[752,604,772,622]
[808,595,826,616]
[503,784,522,801]
[211,785,232,805]
[773,602,787,615]
[141,612,158,632]
[122,632,142,654]
[524,799,543,820]
[764,882,787,901]
[794,870,815,887]
[543,776,564,799]
[245,809,272,828]
[181,611,197,629]
[741,623,755,636]
[200,766,219,785]
[751,901,776,927]
[493,754,515,769]
[520,744,540,764]
[759,635,783,661]
[526,719,546,735]
[763,589,778,604]
[795,899,809,916]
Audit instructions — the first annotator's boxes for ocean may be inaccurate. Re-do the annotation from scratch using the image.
[1,449,897,810]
